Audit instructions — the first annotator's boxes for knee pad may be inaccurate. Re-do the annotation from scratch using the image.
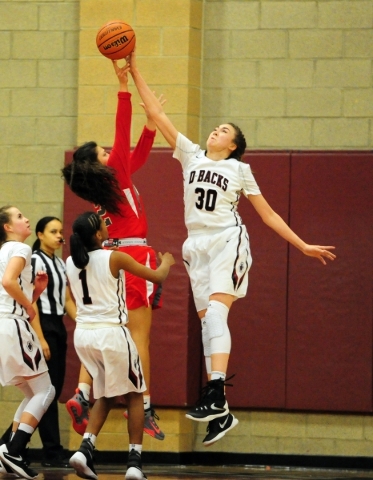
[205,300,231,355]
[14,381,33,423]
[23,373,56,422]
[201,319,211,357]
[205,300,229,340]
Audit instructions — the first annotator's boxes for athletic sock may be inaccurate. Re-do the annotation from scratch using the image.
[7,428,32,456]
[129,444,142,454]
[78,383,91,402]
[83,433,96,446]
[143,395,151,410]
[211,371,226,381]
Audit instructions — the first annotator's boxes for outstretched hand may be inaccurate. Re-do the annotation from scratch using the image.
[303,245,336,265]
[112,59,130,90]
[140,92,166,130]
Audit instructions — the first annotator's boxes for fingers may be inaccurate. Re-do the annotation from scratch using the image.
[320,246,336,261]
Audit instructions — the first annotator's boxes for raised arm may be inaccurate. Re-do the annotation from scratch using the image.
[248,194,336,265]
[129,51,178,150]
[110,250,175,284]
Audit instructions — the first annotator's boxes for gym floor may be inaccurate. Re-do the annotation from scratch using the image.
[37,464,373,480]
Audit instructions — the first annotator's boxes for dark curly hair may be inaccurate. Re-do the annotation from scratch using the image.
[61,142,124,214]
[227,123,247,161]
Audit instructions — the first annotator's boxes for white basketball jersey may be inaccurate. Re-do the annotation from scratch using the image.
[173,133,261,232]
[0,241,33,320]
[66,249,128,325]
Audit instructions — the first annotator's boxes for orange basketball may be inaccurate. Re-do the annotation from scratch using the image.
[96,20,136,60]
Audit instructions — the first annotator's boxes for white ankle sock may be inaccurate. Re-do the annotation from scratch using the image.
[129,444,142,453]
[78,383,91,401]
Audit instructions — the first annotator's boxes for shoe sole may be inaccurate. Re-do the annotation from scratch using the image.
[203,417,239,446]
[125,466,146,479]
[0,459,18,476]
[0,456,37,479]
[66,400,89,436]
[69,453,97,480]
[185,409,229,422]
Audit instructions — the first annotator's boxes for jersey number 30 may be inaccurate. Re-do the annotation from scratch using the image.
[195,188,217,212]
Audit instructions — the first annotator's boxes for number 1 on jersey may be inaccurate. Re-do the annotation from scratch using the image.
[79,269,93,305]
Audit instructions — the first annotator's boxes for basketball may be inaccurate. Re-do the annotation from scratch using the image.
[96,20,136,60]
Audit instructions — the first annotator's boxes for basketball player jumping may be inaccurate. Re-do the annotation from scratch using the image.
[129,51,336,446]
[62,60,166,440]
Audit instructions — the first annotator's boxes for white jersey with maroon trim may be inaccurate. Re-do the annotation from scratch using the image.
[0,241,33,320]
[66,249,128,325]
[173,133,261,232]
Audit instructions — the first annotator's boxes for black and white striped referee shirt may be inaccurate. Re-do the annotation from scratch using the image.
[31,250,67,316]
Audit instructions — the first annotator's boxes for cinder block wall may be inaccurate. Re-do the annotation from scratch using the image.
[201,0,373,149]
[0,0,79,228]
[0,0,79,451]
[1,0,373,461]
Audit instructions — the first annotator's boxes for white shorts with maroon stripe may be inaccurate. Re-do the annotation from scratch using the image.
[182,225,252,312]
[0,316,48,386]
[74,324,146,399]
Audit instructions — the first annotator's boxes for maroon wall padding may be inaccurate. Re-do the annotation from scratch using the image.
[226,153,290,408]
[60,149,202,406]
[286,152,373,412]
[131,149,201,406]
[61,148,373,413]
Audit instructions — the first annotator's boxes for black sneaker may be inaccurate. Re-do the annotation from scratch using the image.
[202,413,239,446]
[69,439,97,480]
[42,453,72,468]
[0,458,18,476]
[186,377,233,422]
[125,449,147,480]
[0,444,38,479]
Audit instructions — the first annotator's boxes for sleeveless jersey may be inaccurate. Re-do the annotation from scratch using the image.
[0,241,33,320]
[66,249,127,325]
[173,133,261,232]
[95,91,155,239]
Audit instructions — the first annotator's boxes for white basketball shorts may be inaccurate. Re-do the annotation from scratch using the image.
[74,325,146,399]
[182,225,253,312]
[0,317,48,386]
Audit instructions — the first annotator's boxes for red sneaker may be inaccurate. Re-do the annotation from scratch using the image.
[66,389,90,436]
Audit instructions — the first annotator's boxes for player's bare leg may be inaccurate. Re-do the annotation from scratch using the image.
[125,392,146,480]
[70,397,116,480]
[126,306,165,440]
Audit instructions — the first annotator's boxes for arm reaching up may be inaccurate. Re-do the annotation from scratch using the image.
[129,51,178,149]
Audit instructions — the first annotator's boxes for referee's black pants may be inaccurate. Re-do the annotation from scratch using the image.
[37,315,67,460]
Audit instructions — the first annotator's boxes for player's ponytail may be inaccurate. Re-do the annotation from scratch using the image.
[0,205,12,247]
[70,212,102,269]
[61,141,125,214]
[227,123,246,162]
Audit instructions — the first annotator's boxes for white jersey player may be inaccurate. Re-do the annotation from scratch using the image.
[66,211,174,480]
[130,53,337,447]
[0,206,55,480]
